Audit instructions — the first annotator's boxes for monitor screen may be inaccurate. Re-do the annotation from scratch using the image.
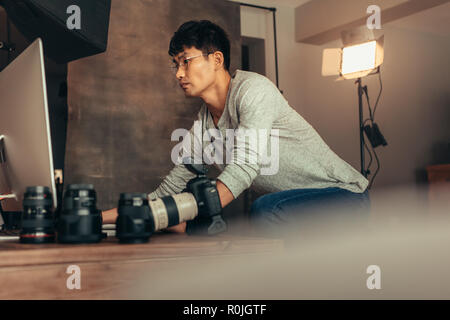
[0,38,57,213]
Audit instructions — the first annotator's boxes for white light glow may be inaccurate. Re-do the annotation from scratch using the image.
[341,41,377,75]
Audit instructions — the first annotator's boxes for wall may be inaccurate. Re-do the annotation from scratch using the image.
[242,36,266,75]
[234,0,450,204]
[238,4,276,84]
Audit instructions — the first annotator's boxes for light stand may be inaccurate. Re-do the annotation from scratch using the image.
[322,29,386,187]
[356,78,368,178]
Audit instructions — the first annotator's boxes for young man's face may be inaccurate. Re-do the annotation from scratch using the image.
[172,46,216,97]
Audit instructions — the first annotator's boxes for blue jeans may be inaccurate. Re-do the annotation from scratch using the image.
[249,187,370,237]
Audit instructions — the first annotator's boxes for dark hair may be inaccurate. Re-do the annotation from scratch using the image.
[168,20,231,71]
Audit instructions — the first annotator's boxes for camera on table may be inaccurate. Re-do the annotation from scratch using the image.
[15,161,227,245]
[116,162,227,243]
[183,162,227,235]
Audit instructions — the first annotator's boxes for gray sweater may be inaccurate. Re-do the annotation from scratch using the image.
[149,70,368,201]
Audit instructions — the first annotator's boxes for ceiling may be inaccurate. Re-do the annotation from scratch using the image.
[291,0,450,37]
[388,1,450,37]
[237,0,450,36]
[234,0,312,8]
[271,0,312,7]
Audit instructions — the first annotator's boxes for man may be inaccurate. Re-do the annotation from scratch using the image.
[103,20,369,234]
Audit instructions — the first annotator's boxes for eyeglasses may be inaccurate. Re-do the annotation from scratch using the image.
[171,53,211,73]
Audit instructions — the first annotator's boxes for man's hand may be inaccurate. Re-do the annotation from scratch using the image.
[102,208,118,224]
[164,221,187,233]
[102,180,233,233]
[102,207,187,233]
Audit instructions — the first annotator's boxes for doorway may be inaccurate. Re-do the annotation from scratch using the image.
[241,36,266,76]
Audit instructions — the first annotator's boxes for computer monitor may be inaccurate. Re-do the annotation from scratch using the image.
[0,38,57,217]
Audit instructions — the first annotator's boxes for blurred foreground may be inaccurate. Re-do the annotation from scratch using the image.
[125,185,450,299]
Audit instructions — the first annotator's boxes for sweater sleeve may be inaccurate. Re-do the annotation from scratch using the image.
[148,164,196,200]
[217,79,278,199]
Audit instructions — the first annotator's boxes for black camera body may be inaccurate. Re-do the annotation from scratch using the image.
[184,163,227,235]
[186,176,221,218]
[114,163,227,244]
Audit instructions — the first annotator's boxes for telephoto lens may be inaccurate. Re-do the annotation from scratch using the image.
[116,193,155,244]
[20,186,55,244]
[57,184,103,244]
[149,193,198,232]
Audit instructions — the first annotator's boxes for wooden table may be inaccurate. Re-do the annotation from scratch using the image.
[0,233,283,299]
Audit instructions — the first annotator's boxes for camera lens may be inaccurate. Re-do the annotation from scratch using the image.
[20,186,55,244]
[148,193,198,231]
[116,193,154,244]
[57,184,103,244]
